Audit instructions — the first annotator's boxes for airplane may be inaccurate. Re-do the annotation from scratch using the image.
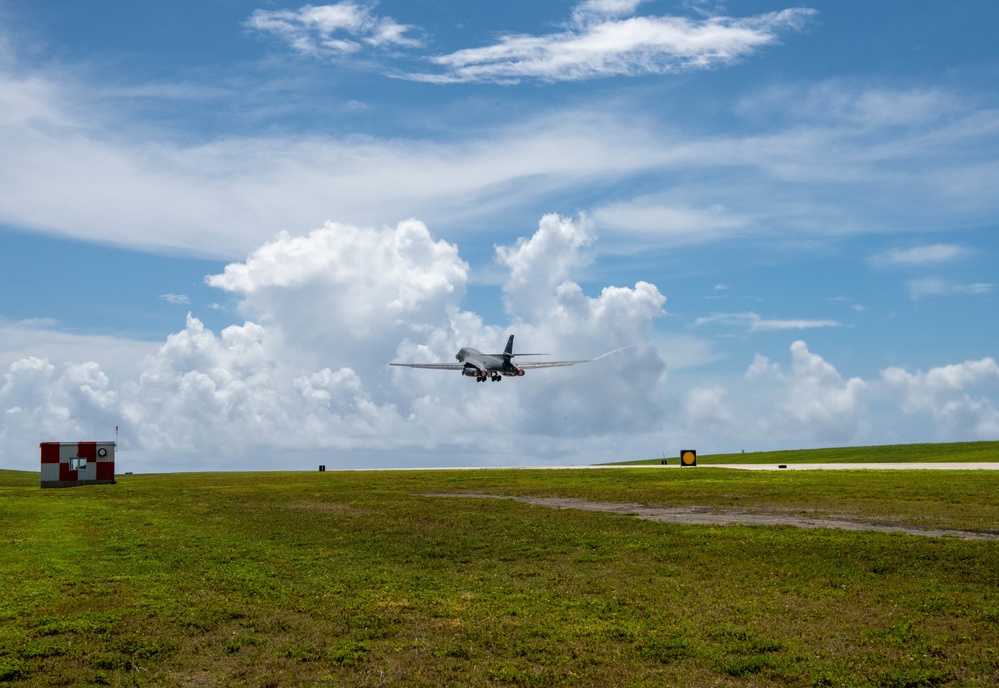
[390,335,588,382]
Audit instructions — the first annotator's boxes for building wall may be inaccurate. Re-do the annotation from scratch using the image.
[40,442,116,488]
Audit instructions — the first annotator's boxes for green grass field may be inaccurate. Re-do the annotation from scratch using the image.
[611,440,999,465]
[2,441,999,686]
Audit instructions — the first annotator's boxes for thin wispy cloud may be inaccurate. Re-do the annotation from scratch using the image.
[694,312,840,332]
[246,2,816,84]
[868,244,967,268]
[410,5,816,83]
[160,294,191,305]
[246,2,420,58]
[906,278,993,300]
[591,200,749,243]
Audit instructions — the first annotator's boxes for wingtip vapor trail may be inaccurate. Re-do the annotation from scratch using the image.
[591,344,639,361]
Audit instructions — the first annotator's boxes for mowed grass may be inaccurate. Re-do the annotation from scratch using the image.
[1,446,998,686]
[615,440,999,465]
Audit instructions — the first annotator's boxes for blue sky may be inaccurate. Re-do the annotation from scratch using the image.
[1,0,997,471]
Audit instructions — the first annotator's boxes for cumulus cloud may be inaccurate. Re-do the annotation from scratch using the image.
[678,341,869,449]
[738,342,868,441]
[882,358,999,438]
[680,344,999,451]
[684,384,735,435]
[780,341,867,431]
[495,213,595,318]
[0,356,120,461]
[0,216,672,470]
[122,314,406,459]
[245,2,420,57]
[3,252,997,469]
[410,5,816,83]
[487,214,669,435]
[206,219,468,367]
[0,213,994,471]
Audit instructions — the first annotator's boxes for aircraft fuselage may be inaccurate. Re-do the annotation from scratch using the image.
[456,347,524,382]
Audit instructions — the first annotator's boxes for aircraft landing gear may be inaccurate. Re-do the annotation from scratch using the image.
[472,371,506,382]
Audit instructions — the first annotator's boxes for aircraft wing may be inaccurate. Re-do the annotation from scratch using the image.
[389,363,464,370]
[516,360,589,369]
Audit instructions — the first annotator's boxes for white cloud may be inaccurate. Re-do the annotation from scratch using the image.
[868,243,967,268]
[906,278,993,299]
[694,311,840,331]
[242,2,813,85]
[591,200,749,243]
[495,213,595,318]
[245,3,420,57]
[123,314,406,458]
[0,356,121,460]
[3,253,997,469]
[0,321,157,377]
[206,219,468,372]
[489,214,669,435]
[681,344,999,451]
[0,217,673,470]
[740,82,962,130]
[781,341,867,431]
[411,6,816,84]
[745,352,779,378]
[160,294,191,305]
[0,58,694,258]
[3,37,998,262]
[656,334,722,371]
[882,358,999,438]
[684,384,734,434]
[676,341,869,449]
[572,0,650,23]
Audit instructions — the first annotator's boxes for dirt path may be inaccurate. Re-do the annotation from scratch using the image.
[424,493,999,541]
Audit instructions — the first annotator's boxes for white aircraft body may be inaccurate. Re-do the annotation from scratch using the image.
[390,335,588,382]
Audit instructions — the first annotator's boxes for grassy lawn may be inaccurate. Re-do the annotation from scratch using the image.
[613,440,999,465]
[2,446,999,686]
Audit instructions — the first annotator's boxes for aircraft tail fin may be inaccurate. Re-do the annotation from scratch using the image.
[502,334,548,358]
[504,335,515,358]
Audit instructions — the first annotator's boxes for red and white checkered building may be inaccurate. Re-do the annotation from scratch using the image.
[40,442,116,488]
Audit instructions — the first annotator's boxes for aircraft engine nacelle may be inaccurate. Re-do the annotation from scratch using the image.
[462,368,481,377]
[514,368,526,376]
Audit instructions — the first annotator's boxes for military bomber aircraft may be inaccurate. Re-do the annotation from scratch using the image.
[390,335,588,382]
